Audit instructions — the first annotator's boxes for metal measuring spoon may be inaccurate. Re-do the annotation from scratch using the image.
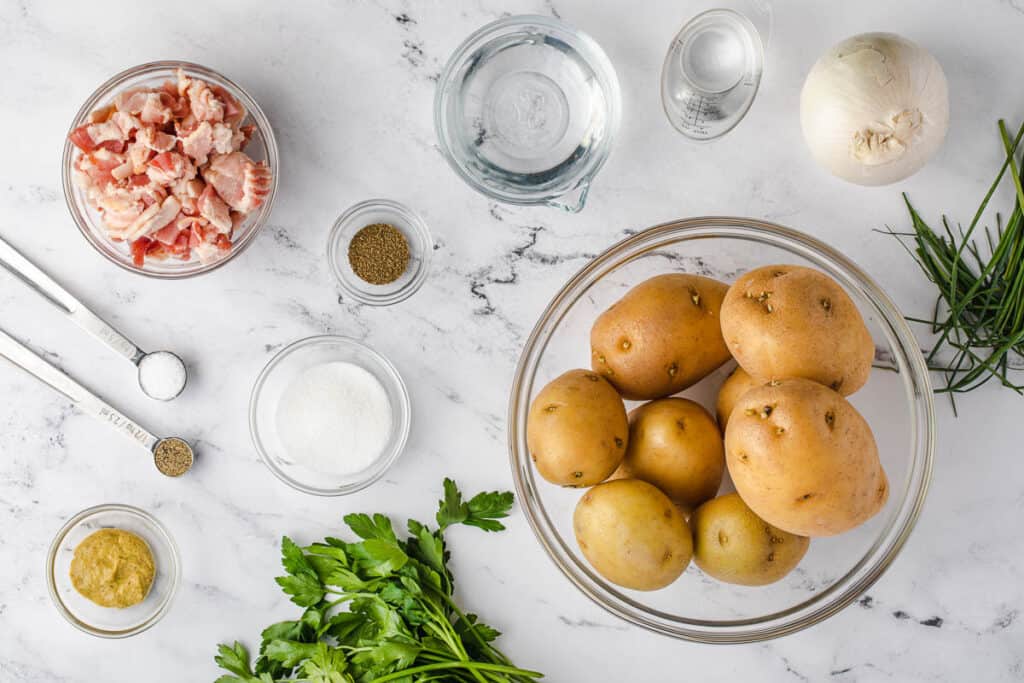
[0,236,188,401]
[0,328,193,476]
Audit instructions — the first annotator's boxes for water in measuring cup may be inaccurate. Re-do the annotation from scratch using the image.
[661,9,764,141]
[453,31,614,191]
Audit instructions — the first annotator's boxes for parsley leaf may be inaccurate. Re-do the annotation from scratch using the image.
[301,643,353,683]
[275,573,325,607]
[435,477,466,529]
[465,489,515,531]
[344,512,398,543]
[436,478,514,531]
[281,536,318,579]
[263,639,319,668]
[305,542,350,566]
[455,613,501,643]
[323,612,365,643]
[347,538,408,577]
[406,519,446,578]
[351,637,421,676]
[215,642,254,677]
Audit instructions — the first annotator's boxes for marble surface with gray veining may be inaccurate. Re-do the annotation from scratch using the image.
[1,0,1022,680]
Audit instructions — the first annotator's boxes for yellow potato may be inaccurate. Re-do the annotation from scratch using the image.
[715,366,759,431]
[720,265,874,395]
[573,479,692,590]
[692,493,809,586]
[614,398,724,509]
[725,378,888,537]
[526,369,628,487]
[591,274,731,400]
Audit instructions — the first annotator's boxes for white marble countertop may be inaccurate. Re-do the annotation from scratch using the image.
[1,0,1022,681]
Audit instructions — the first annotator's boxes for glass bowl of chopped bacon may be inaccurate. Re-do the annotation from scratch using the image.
[62,61,278,278]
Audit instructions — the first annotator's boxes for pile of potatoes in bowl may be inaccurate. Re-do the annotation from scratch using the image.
[526,267,887,590]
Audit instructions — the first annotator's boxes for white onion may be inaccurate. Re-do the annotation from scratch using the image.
[800,33,949,186]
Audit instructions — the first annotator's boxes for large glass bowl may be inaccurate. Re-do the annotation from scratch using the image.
[508,217,934,643]
[62,60,279,278]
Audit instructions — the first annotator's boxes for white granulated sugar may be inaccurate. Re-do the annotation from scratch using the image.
[275,361,393,476]
[138,351,187,401]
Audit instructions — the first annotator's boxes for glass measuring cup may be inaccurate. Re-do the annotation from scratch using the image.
[435,15,622,212]
[661,3,771,141]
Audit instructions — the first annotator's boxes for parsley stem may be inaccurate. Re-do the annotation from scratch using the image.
[369,661,544,683]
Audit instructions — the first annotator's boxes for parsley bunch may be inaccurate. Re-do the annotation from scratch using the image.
[214,479,542,683]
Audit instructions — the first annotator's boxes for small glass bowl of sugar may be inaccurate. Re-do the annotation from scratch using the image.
[249,336,411,496]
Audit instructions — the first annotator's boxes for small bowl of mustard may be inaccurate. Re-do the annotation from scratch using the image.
[46,504,180,638]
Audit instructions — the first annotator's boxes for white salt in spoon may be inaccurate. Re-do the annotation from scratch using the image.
[0,236,187,401]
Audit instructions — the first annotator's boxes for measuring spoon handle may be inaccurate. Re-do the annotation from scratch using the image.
[0,236,144,363]
[0,328,159,451]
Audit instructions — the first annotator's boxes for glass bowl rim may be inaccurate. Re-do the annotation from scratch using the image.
[249,335,412,496]
[327,198,433,306]
[61,59,280,280]
[45,503,181,639]
[507,216,935,643]
[433,13,623,207]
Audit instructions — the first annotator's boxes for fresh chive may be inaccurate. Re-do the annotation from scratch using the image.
[883,119,1024,411]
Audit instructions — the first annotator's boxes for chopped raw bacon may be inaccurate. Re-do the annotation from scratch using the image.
[111,160,134,181]
[197,184,232,232]
[211,122,244,154]
[68,126,96,152]
[152,222,181,246]
[171,230,191,256]
[125,139,153,174]
[239,124,256,150]
[146,151,194,186]
[89,104,117,124]
[111,111,142,139]
[70,70,271,266]
[211,85,246,126]
[76,148,126,187]
[203,152,271,213]
[180,121,214,165]
[186,78,225,122]
[130,237,152,266]
[96,188,144,229]
[124,195,181,241]
[137,125,176,153]
[114,89,150,113]
[139,92,173,125]
[69,120,126,153]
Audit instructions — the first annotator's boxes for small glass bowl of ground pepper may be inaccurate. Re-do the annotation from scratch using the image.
[328,199,433,305]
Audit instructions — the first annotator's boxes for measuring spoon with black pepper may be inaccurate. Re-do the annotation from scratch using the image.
[0,327,193,476]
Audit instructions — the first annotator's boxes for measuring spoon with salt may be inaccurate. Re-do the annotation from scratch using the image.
[0,328,193,476]
[0,235,187,400]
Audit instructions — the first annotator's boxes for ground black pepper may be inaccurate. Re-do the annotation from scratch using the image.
[348,223,410,285]
[154,437,194,477]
